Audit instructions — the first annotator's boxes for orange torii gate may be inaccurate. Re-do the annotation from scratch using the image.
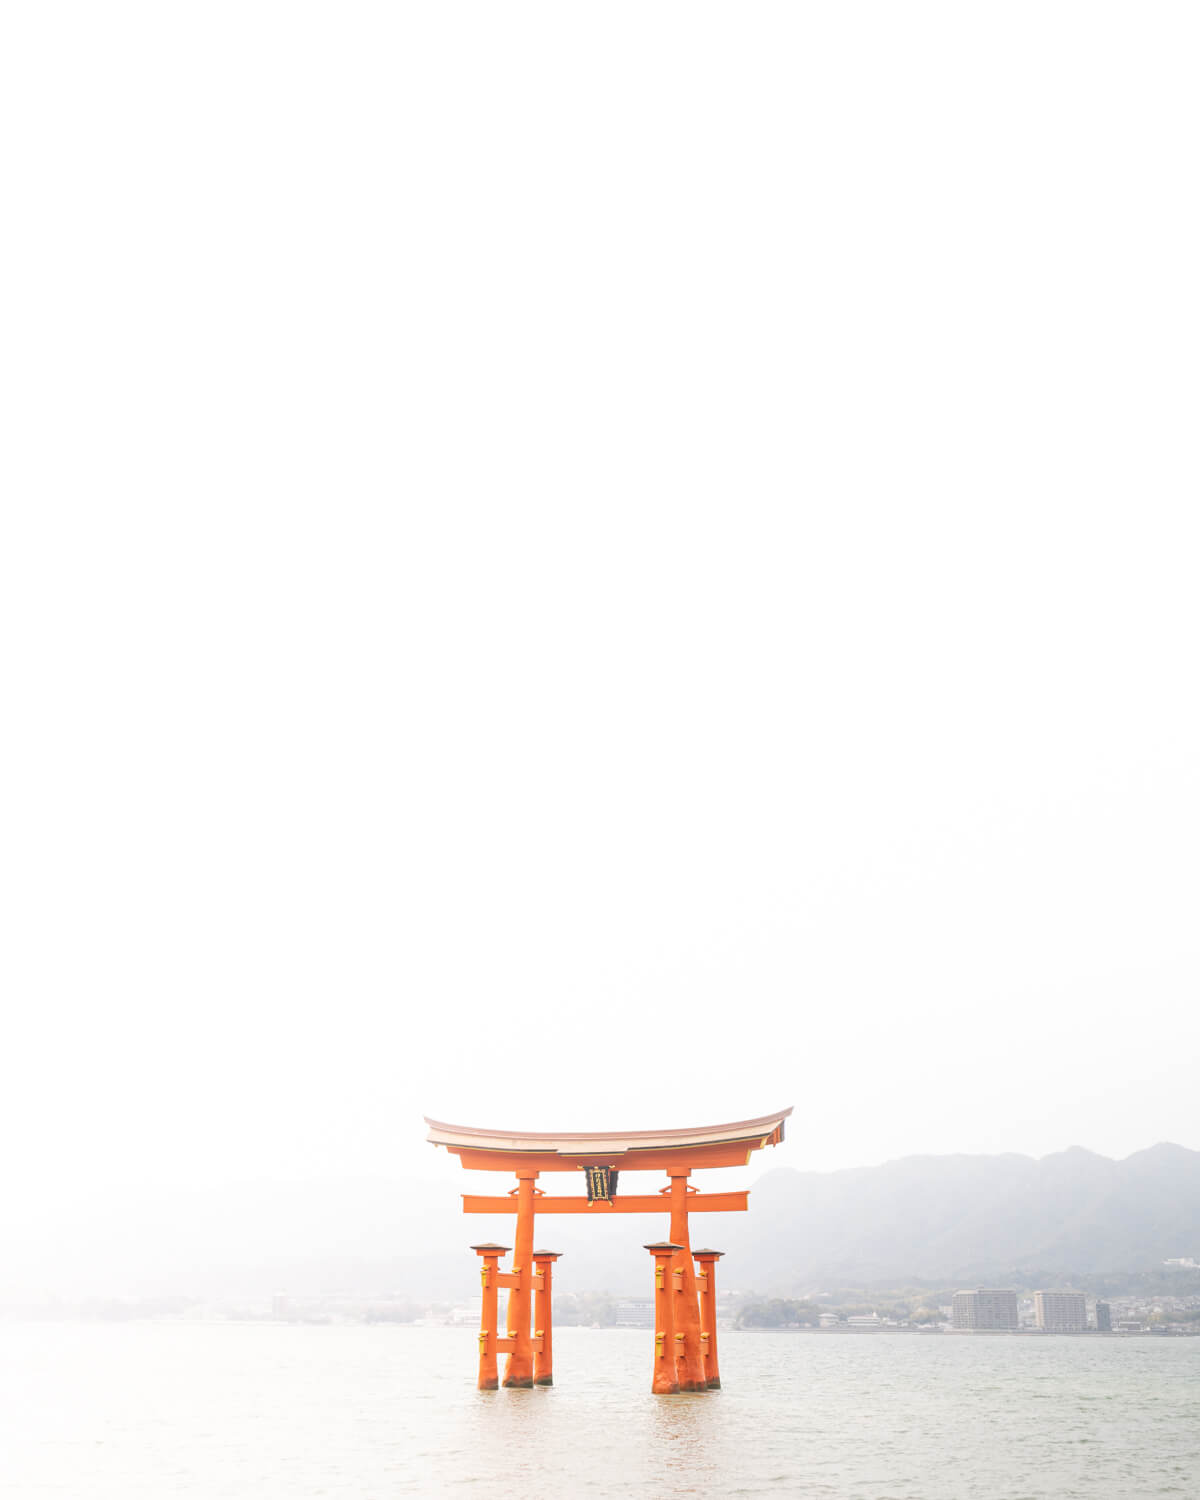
[425,1108,792,1394]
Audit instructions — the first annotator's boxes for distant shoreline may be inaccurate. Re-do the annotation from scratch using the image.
[737,1326,1200,1337]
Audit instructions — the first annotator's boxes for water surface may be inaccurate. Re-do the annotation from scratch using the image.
[3,1324,1197,1498]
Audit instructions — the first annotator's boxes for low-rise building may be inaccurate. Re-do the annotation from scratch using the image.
[614,1298,654,1329]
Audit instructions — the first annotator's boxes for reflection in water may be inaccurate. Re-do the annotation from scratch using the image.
[649,1390,721,1488]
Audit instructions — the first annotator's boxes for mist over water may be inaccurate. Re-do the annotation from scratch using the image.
[5,1324,1198,1499]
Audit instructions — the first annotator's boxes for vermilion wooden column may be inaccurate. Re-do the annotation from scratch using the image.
[667,1173,709,1391]
[503,1171,539,1388]
[645,1241,682,1394]
[532,1250,560,1385]
[471,1241,510,1390]
[693,1248,724,1388]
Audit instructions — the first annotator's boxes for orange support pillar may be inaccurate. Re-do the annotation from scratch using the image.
[693,1248,724,1389]
[503,1170,538,1388]
[471,1241,510,1390]
[667,1173,710,1391]
[532,1249,560,1385]
[645,1241,682,1394]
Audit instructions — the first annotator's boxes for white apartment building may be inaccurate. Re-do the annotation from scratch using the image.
[1034,1290,1087,1331]
[952,1288,1019,1329]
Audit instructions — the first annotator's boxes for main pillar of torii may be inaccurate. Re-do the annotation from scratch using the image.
[426,1108,792,1393]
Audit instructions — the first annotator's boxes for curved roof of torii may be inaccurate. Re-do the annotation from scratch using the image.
[425,1107,792,1172]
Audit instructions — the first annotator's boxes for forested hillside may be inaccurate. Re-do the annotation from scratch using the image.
[722,1143,1200,1293]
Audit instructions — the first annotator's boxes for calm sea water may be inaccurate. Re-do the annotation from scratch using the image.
[2,1324,1198,1499]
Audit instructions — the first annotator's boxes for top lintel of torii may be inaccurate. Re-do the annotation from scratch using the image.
[425,1108,792,1172]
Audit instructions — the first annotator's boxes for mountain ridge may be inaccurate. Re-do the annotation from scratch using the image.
[722,1141,1200,1293]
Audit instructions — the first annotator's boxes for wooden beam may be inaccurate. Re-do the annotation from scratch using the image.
[492,1336,544,1355]
[463,1192,749,1215]
[450,1139,761,1172]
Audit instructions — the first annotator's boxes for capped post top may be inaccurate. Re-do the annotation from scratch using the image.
[532,1249,563,1259]
[470,1241,511,1254]
[643,1241,685,1253]
[692,1248,724,1258]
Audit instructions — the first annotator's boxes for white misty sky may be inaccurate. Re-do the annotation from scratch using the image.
[3,2,1198,1253]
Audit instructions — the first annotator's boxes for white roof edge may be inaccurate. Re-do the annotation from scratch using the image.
[425,1110,790,1155]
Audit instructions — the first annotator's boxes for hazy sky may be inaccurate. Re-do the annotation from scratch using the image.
[4,1,1198,1247]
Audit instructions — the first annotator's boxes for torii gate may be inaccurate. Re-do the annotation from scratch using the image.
[425,1107,792,1394]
